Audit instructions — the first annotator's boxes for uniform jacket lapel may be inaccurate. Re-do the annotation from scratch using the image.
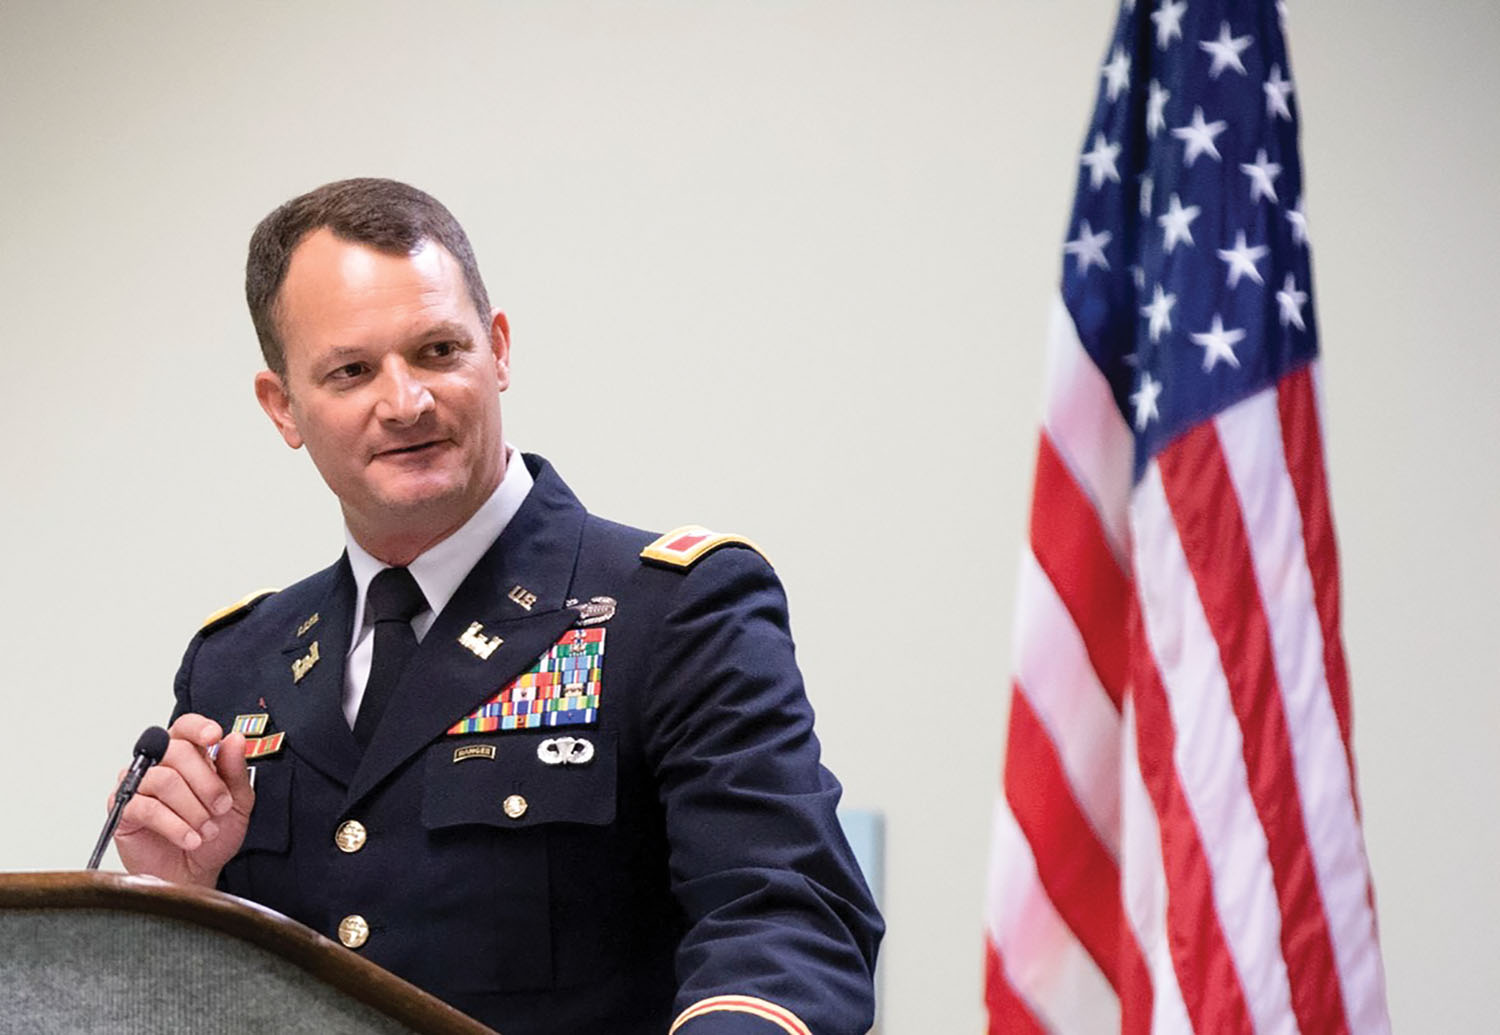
[270,559,362,788]
[345,458,588,809]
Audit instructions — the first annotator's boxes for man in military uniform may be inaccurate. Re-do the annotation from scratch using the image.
[113,179,881,1034]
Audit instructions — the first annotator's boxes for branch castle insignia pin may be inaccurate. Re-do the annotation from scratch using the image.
[291,641,320,682]
[459,621,504,660]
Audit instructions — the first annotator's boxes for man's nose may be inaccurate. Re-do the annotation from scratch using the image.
[374,358,435,425]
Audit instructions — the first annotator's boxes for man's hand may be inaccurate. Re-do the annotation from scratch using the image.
[111,714,255,887]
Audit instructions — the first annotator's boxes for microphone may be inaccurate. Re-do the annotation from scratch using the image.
[87,726,171,871]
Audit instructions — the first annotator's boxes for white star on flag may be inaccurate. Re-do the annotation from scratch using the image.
[1265,64,1294,120]
[1190,314,1247,370]
[1141,284,1177,343]
[1102,46,1132,101]
[1151,0,1188,49]
[1080,133,1122,189]
[1217,230,1270,287]
[1146,80,1170,138]
[1139,174,1154,217]
[1130,371,1163,429]
[1200,20,1253,78]
[1173,106,1228,165]
[1277,273,1309,330]
[1158,192,1202,251]
[1288,196,1310,245]
[1240,148,1283,203]
[1064,220,1112,273]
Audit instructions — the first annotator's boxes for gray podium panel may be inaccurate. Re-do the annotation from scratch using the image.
[1,909,413,1035]
[0,873,495,1035]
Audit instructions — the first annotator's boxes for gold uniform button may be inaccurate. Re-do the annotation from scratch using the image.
[503,794,528,819]
[337,914,369,949]
[334,819,367,853]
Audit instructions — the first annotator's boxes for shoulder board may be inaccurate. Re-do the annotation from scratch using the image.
[199,588,279,635]
[640,525,768,570]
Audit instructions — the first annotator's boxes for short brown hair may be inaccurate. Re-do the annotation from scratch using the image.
[246,178,493,375]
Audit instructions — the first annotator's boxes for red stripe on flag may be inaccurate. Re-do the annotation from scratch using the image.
[1003,685,1153,1030]
[1157,423,1352,1035]
[983,938,1048,1035]
[1127,599,1256,1035]
[1276,365,1359,805]
[1031,432,1131,709]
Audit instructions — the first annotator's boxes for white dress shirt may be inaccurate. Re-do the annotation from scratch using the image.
[341,448,534,727]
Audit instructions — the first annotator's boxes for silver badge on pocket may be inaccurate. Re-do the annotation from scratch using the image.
[537,736,595,766]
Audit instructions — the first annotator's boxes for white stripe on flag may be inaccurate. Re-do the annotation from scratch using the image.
[986,797,1120,1033]
[1042,295,1133,560]
[1132,461,1300,1035]
[1013,548,1124,853]
[1214,393,1391,1034]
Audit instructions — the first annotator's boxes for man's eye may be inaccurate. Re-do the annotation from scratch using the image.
[329,363,367,381]
[428,340,459,358]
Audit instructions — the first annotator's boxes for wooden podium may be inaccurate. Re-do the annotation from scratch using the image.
[0,871,496,1034]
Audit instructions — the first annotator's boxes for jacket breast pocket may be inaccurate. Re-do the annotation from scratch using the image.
[217,759,294,912]
[240,760,292,852]
[423,730,617,830]
[417,730,618,995]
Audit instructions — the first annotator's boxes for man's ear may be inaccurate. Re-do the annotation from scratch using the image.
[489,309,512,392]
[254,370,304,449]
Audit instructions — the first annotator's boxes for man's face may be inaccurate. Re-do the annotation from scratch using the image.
[254,228,510,553]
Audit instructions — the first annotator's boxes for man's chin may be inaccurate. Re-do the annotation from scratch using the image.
[372,480,469,514]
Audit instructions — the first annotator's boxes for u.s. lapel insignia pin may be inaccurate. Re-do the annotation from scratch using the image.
[291,641,320,682]
[459,621,504,660]
[507,585,538,611]
[565,596,617,626]
[295,612,320,637]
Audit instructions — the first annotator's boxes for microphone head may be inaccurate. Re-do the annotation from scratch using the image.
[134,726,170,763]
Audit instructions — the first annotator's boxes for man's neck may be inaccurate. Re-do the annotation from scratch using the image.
[351,519,468,568]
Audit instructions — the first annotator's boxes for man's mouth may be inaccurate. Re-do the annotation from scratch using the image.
[376,440,445,459]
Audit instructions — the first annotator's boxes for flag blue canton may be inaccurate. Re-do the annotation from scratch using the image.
[1061,0,1317,481]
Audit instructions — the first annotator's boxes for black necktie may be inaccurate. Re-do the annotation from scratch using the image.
[353,566,427,748]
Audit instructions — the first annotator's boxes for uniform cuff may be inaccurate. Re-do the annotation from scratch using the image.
[670,994,812,1035]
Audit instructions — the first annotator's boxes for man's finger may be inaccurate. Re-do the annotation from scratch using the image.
[118,793,205,851]
[136,764,215,833]
[213,732,257,813]
[158,737,234,817]
[169,713,224,749]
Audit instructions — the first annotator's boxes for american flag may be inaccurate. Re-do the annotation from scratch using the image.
[984,2,1390,1032]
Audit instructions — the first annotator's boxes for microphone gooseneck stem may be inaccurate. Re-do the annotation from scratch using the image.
[87,753,154,871]
[86,800,127,871]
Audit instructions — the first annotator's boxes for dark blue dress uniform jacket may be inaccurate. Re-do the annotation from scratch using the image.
[171,455,882,1034]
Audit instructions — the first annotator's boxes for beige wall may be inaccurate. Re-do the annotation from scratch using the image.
[1,1,1496,1030]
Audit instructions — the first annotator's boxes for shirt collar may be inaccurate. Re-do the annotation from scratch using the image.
[344,446,534,638]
